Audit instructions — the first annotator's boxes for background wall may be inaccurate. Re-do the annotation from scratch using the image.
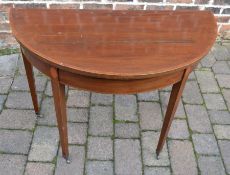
[0,0,230,50]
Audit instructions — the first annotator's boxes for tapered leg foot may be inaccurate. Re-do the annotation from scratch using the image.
[156,68,191,155]
[156,151,159,160]
[35,112,43,118]
[64,155,71,164]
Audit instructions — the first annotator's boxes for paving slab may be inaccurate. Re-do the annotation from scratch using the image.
[198,156,225,175]
[141,131,170,166]
[169,140,198,175]
[28,126,59,162]
[137,90,159,101]
[0,109,36,130]
[0,77,13,94]
[0,154,26,174]
[115,123,140,138]
[86,161,113,175]
[192,134,219,155]
[55,146,85,175]
[91,92,113,106]
[89,106,113,136]
[25,163,54,175]
[139,102,162,130]
[219,140,230,174]
[115,95,138,121]
[67,90,90,108]
[0,54,18,76]
[11,75,47,92]
[115,139,142,175]
[0,130,32,154]
[87,136,113,160]
[185,104,212,133]
[5,91,42,109]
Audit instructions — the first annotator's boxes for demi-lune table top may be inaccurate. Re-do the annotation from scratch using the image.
[9,8,218,163]
[10,9,217,79]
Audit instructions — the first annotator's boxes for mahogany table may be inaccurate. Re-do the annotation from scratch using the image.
[10,8,217,163]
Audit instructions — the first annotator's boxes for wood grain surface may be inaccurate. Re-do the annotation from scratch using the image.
[10,9,217,79]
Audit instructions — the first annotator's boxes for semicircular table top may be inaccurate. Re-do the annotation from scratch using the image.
[10,8,217,79]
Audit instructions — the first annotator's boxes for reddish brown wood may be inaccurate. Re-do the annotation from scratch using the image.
[21,49,39,114]
[156,67,192,157]
[50,67,69,160]
[10,9,217,79]
[59,68,185,94]
[9,8,217,161]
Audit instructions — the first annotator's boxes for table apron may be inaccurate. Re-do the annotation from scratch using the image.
[21,45,190,94]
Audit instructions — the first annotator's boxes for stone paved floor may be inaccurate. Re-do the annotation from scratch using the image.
[0,43,230,175]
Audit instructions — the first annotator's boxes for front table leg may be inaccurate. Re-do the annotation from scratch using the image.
[156,67,191,158]
[21,50,40,115]
[50,67,70,163]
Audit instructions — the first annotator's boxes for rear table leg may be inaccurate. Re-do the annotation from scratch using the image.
[156,67,191,157]
[21,49,40,116]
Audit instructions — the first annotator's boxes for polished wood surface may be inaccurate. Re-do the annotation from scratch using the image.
[10,9,217,79]
[9,8,217,162]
